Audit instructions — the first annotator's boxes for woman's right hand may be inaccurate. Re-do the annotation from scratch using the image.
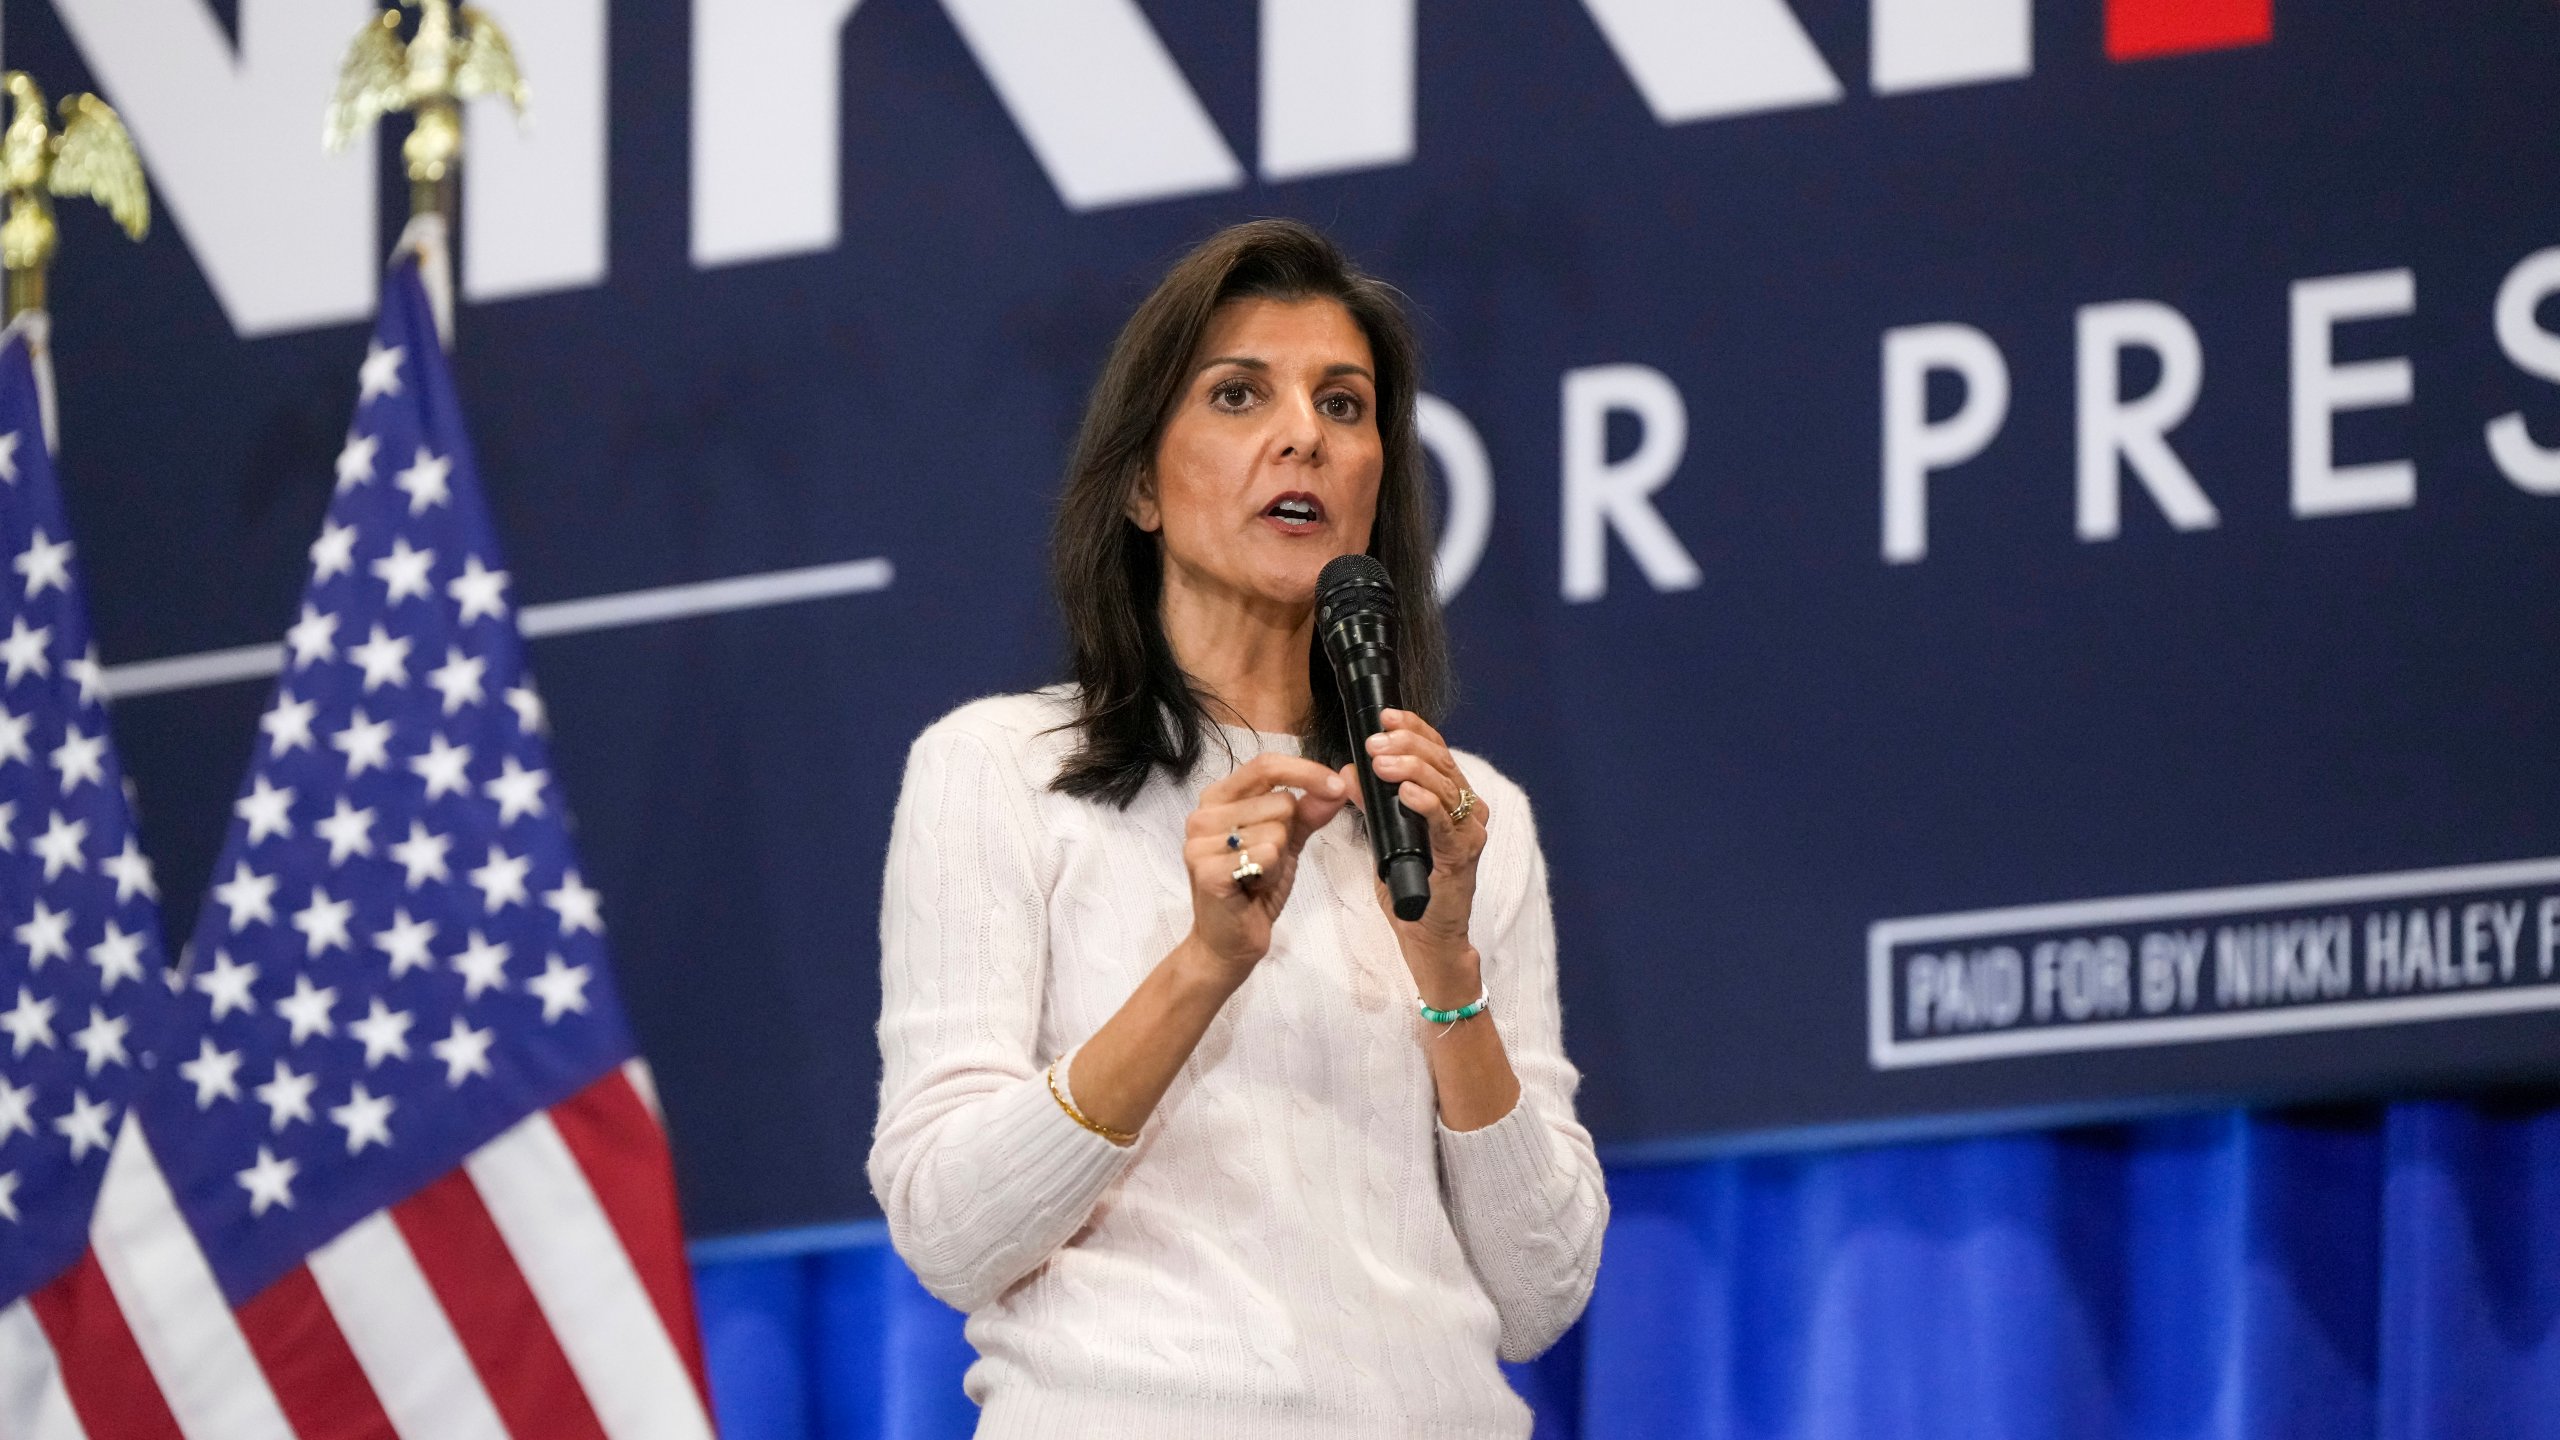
[1181,753,1353,985]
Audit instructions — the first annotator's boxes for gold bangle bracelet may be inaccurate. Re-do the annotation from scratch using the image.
[1046,1061,1138,1145]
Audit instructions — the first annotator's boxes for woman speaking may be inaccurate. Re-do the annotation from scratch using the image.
[868,219,1607,1437]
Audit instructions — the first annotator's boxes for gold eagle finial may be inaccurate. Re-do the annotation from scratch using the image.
[326,0,529,221]
[1,73,150,320]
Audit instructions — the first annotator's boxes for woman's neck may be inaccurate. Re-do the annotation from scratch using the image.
[1159,564,1315,735]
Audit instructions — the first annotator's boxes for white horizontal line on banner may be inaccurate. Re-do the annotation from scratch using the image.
[101,556,895,702]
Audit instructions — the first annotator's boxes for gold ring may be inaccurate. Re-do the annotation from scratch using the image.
[1230,854,1264,884]
[1447,788,1477,826]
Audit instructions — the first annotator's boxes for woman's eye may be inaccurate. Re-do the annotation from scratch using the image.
[1210,380,1255,410]
[1320,393,1364,421]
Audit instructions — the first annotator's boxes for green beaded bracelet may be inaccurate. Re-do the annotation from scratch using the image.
[1418,990,1489,1026]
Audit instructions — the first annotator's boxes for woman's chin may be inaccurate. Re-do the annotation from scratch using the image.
[1255,564,1332,612]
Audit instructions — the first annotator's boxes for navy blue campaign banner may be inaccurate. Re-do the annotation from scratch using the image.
[10,0,2560,1235]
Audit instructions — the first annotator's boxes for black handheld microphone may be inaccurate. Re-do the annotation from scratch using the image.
[1316,554,1433,922]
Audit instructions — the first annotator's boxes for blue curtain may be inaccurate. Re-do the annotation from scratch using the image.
[691,1100,2560,1439]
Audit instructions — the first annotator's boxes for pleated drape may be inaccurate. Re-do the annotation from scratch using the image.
[693,1100,2560,1439]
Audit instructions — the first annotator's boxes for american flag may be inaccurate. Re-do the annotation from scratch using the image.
[0,314,179,1426]
[0,260,715,1439]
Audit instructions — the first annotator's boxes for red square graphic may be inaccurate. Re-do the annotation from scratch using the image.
[2107,0,2273,60]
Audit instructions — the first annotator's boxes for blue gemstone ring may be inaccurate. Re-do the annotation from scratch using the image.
[1225,830,1242,850]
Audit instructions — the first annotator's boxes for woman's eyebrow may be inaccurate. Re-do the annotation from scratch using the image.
[1192,356,1374,383]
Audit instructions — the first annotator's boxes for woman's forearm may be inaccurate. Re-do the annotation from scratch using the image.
[1064,935,1241,1139]
[1071,935,1523,1138]
[1417,947,1523,1132]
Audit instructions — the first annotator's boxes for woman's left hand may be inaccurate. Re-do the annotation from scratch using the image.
[1346,708,1491,998]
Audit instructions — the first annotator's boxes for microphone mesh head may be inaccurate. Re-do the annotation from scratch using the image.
[1316,553,1395,612]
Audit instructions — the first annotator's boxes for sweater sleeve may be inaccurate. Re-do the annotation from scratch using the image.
[867,717,1135,1313]
[1435,779,1609,1361]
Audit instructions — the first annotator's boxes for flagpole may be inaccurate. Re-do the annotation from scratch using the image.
[325,0,529,350]
[0,59,147,456]
[1,74,149,327]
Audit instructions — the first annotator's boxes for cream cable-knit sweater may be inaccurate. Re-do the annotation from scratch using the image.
[868,689,1609,1438]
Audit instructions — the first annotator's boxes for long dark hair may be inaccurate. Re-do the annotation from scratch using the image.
[1050,219,1451,808]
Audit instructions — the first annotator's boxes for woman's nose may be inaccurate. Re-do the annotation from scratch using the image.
[1274,395,1323,463]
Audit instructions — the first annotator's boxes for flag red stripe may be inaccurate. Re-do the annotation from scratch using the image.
[27,1250,183,1440]
[234,1263,399,1440]
[548,1069,713,1404]
[391,1167,610,1440]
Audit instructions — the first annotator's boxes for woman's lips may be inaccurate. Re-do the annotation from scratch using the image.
[1262,492,1326,531]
